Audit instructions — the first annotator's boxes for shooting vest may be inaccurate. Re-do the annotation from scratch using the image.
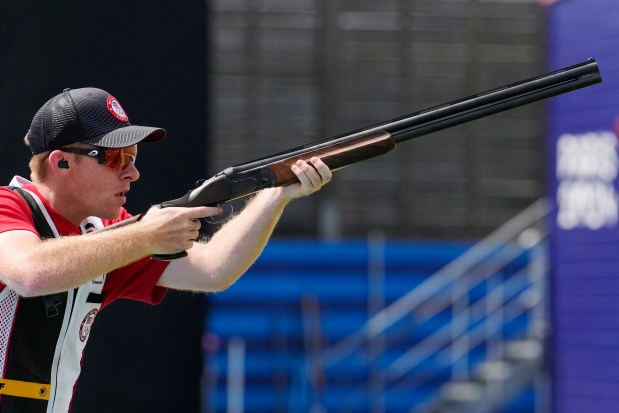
[0,180,107,413]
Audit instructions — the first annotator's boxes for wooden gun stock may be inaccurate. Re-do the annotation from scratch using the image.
[266,131,395,186]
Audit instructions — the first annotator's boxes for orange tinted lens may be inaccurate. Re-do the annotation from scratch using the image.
[104,145,137,170]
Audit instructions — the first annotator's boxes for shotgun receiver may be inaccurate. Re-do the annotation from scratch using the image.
[120,58,602,259]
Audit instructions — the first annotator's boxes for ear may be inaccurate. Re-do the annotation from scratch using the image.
[48,150,70,172]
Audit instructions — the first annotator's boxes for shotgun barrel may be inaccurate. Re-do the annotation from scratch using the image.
[222,58,601,177]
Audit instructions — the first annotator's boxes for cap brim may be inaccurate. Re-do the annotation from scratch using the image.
[82,125,166,148]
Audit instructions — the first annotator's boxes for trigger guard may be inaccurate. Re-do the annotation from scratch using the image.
[205,203,234,224]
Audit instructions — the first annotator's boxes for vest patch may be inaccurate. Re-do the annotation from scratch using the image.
[79,309,98,342]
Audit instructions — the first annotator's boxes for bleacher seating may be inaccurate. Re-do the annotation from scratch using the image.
[203,239,536,412]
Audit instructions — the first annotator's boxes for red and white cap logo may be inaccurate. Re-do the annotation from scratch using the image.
[106,96,129,122]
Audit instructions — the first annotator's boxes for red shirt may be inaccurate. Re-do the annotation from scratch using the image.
[0,184,169,307]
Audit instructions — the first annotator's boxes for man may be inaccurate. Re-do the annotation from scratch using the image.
[0,87,332,412]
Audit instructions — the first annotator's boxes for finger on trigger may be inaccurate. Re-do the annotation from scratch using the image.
[199,206,224,218]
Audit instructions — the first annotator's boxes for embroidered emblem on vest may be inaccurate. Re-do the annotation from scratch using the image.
[79,309,98,342]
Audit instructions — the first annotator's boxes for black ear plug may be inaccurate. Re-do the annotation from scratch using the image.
[58,160,69,169]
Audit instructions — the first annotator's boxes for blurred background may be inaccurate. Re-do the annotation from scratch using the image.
[0,0,617,412]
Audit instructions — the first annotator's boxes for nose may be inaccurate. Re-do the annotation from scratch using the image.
[120,162,140,182]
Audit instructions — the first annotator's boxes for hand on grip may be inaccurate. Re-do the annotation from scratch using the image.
[139,205,222,260]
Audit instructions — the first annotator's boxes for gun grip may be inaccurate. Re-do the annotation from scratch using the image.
[151,251,189,261]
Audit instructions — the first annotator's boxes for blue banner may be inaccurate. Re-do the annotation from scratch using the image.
[548,1,619,412]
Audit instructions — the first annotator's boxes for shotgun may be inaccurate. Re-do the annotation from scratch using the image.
[164,58,601,208]
[119,58,603,259]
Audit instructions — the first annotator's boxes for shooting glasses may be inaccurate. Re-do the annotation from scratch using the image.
[59,145,138,171]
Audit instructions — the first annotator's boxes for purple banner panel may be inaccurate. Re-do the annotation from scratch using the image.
[547,1,619,413]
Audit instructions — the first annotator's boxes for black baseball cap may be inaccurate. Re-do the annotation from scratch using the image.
[26,87,166,155]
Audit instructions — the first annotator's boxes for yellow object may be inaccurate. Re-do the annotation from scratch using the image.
[0,378,50,400]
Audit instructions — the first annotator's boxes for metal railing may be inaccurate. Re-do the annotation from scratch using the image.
[302,198,551,412]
